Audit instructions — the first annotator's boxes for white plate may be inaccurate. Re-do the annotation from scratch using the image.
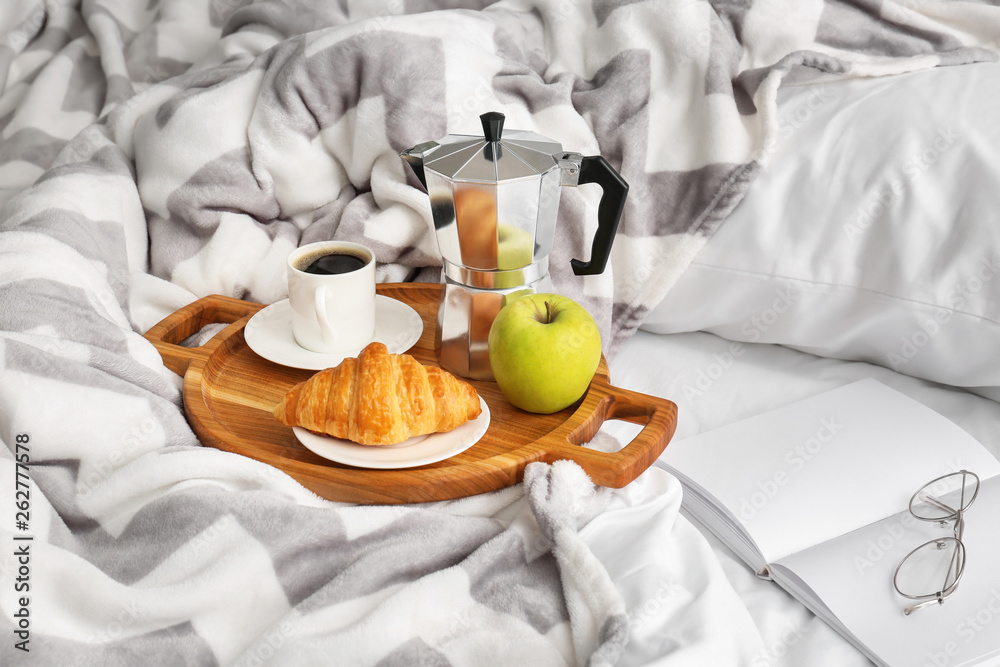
[292,397,490,469]
[244,296,423,370]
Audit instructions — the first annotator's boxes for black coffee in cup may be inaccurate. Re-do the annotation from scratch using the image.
[298,250,369,275]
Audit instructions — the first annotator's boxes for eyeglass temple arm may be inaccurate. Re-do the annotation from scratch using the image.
[954,512,965,541]
[905,596,945,616]
[919,492,959,517]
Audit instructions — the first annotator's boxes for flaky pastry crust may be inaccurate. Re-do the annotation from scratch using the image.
[273,342,482,445]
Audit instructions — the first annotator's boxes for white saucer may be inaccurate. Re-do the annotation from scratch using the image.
[292,397,490,469]
[244,296,423,370]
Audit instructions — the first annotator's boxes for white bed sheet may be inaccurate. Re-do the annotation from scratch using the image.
[597,329,1000,666]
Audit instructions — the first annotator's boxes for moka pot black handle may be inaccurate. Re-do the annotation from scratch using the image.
[571,155,628,276]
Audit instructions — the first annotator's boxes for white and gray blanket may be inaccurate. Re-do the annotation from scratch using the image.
[1,1,998,665]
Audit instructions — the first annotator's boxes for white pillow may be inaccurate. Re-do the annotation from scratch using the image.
[642,62,1000,401]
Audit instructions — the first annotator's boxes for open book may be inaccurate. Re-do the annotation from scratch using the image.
[656,378,1000,667]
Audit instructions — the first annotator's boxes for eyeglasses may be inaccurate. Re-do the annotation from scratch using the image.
[893,470,979,616]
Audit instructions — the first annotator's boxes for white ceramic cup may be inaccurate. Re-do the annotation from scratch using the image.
[287,241,376,354]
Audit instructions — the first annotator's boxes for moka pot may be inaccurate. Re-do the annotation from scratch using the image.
[401,111,628,380]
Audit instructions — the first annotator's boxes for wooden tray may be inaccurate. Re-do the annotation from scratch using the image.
[143,285,678,504]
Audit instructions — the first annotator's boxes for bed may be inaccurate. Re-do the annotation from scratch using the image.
[2,1,999,665]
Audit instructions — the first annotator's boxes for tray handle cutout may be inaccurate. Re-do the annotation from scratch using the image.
[532,377,678,488]
[144,294,264,376]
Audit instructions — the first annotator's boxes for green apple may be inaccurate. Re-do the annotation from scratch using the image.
[488,293,602,414]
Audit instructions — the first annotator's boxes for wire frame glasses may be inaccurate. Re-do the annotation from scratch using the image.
[893,470,980,616]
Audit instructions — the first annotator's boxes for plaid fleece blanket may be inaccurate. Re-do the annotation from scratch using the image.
[1,0,998,665]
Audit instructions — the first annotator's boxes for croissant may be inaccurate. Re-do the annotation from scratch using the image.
[273,341,482,446]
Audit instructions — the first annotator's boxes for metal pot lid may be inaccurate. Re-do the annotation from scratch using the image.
[422,112,562,183]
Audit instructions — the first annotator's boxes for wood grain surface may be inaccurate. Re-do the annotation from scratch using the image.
[143,284,678,504]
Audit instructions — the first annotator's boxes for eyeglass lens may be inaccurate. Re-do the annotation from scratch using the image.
[894,537,965,599]
[910,471,979,521]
